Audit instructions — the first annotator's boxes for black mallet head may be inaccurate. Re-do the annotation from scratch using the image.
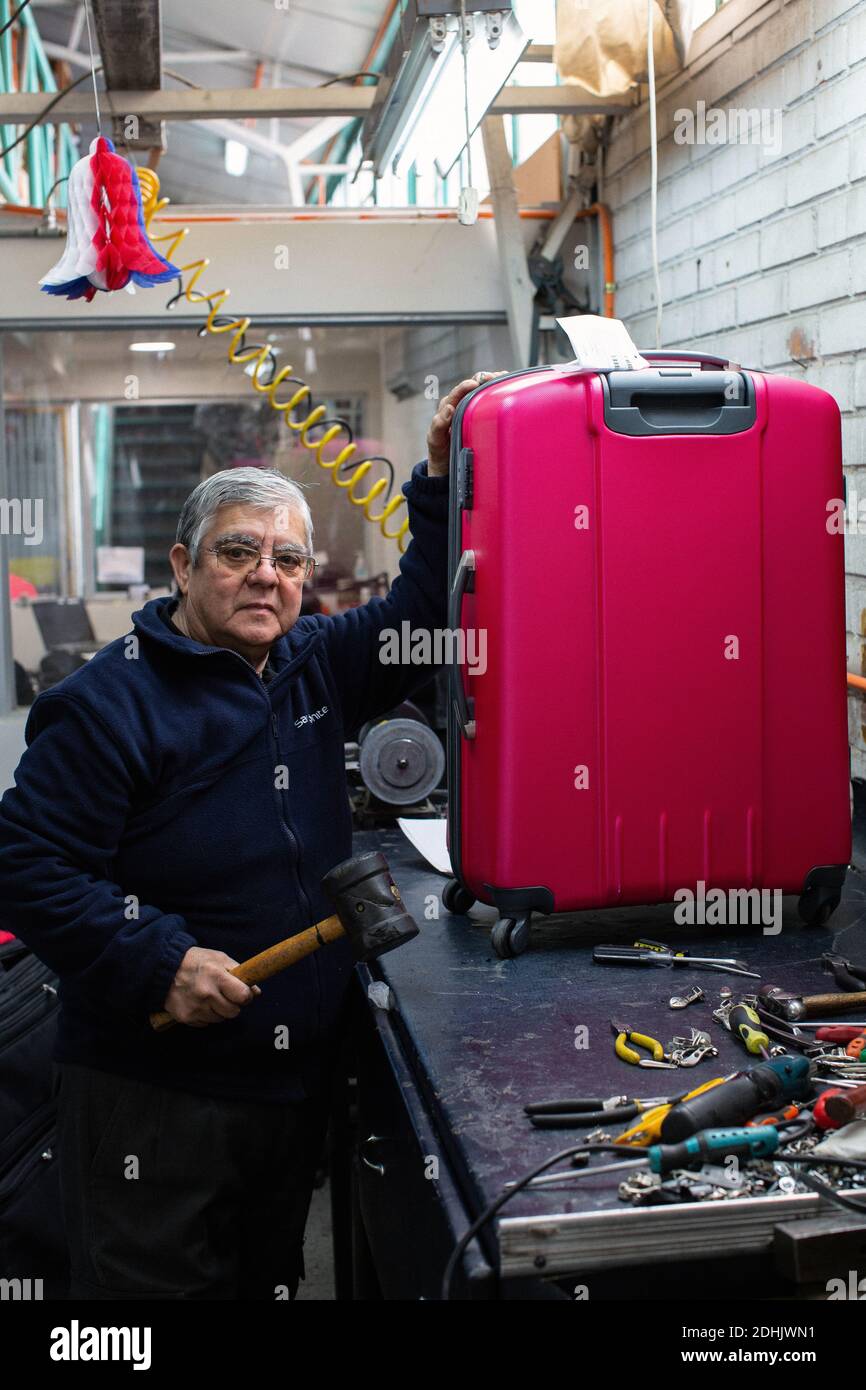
[322,851,420,961]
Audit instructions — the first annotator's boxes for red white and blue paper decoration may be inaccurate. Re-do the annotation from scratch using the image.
[39,135,179,302]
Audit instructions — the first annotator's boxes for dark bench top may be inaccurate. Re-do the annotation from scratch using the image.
[355,825,866,1228]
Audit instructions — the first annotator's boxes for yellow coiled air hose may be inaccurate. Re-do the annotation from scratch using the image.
[137,166,410,553]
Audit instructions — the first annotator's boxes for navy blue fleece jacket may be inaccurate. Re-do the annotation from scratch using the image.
[0,462,448,1103]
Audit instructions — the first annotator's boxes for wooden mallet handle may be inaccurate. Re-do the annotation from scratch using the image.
[149,913,346,1033]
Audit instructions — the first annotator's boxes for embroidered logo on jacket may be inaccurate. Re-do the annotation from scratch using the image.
[294,704,329,729]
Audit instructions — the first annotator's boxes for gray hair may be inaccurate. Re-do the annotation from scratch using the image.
[176,467,313,564]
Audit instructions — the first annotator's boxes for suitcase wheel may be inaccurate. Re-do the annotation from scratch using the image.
[797,888,842,928]
[491,916,531,959]
[442,879,476,915]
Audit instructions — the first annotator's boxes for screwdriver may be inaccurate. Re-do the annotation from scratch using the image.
[785,1021,866,1031]
[647,1125,781,1173]
[593,944,761,978]
[729,1002,771,1059]
[814,1026,866,1043]
[813,1088,847,1131]
[822,1083,866,1128]
[518,1126,783,1188]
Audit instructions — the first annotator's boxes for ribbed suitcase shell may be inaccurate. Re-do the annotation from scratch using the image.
[446,358,851,913]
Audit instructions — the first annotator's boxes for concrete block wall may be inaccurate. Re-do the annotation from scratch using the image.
[364,321,513,580]
[603,0,866,772]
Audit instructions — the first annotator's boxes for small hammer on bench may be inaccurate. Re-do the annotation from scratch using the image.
[760,983,866,1022]
[149,850,419,1033]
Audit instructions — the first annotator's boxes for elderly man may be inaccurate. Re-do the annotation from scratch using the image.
[0,374,495,1301]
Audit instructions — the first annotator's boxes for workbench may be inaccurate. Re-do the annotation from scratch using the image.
[341,826,866,1301]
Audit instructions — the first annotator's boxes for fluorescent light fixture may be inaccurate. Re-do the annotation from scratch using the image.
[224,138,249,177]
[362,3,527,180]
[362,22,439,178]
[397,14,528,178]
[129,341,176,352]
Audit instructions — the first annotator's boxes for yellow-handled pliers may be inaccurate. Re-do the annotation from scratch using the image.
[611,1018,666,1066]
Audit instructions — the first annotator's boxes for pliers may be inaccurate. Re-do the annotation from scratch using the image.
[752,1006,827,1056]
[611,1018,671,1067]
[822,953,866,993]
[524,1094,671,1130]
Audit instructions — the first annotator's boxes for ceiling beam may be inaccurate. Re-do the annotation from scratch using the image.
[0,216,527,324]
[0,84,635,124]
[90,0,165,152]
[499,86,633,115]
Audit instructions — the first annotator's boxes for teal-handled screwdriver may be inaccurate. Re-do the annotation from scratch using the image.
[517,1126,782,1188]
[646,1125,780,1172]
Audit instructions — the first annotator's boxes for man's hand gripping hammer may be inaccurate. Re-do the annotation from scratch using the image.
[149,851,419,1032]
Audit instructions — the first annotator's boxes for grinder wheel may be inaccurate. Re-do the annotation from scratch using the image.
[358,717,445,807]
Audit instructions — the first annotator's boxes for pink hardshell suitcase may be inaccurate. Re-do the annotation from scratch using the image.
[444,351,851,957]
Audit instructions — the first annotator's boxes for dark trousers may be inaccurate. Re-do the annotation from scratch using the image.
[54,1062,329,1300]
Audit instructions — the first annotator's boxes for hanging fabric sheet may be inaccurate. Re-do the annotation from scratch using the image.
[554,0,695,96]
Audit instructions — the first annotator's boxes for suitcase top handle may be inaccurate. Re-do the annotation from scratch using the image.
[602,366,756,437]
[640,350,735,370]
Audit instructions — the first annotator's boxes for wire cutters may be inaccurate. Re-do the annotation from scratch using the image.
[524,1094,670,1130]
[611,1018,668,1066]
[822,953,866,993]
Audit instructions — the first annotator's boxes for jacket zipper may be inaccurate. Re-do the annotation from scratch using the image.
[149,630,322,986]
[0,1106,56,1199]
[269,708,314,934]
[269,706,322,1035]
[177,639,309,895]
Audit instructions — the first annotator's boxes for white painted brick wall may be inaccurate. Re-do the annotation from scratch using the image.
[760,209,815,268]
[822,299,866,354]
[818,184,866,245]
[604,0,866,769]
[737,270,786,321]
[736,166,787,223]
[713,231,760,280]
[787,139,849,205]
[789,249,850,308]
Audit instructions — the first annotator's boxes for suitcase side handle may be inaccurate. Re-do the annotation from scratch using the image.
[449,549,476,740]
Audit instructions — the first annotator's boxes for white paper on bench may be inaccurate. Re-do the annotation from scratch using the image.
[396,817,452,876]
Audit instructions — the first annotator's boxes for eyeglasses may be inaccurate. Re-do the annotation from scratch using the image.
[207,542,316,580]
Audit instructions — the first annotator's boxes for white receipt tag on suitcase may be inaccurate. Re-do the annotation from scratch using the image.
[556,314,649,372]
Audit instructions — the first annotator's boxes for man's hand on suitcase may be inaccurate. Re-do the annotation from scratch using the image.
[163,946,262,1028]
[426,372,505,476]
